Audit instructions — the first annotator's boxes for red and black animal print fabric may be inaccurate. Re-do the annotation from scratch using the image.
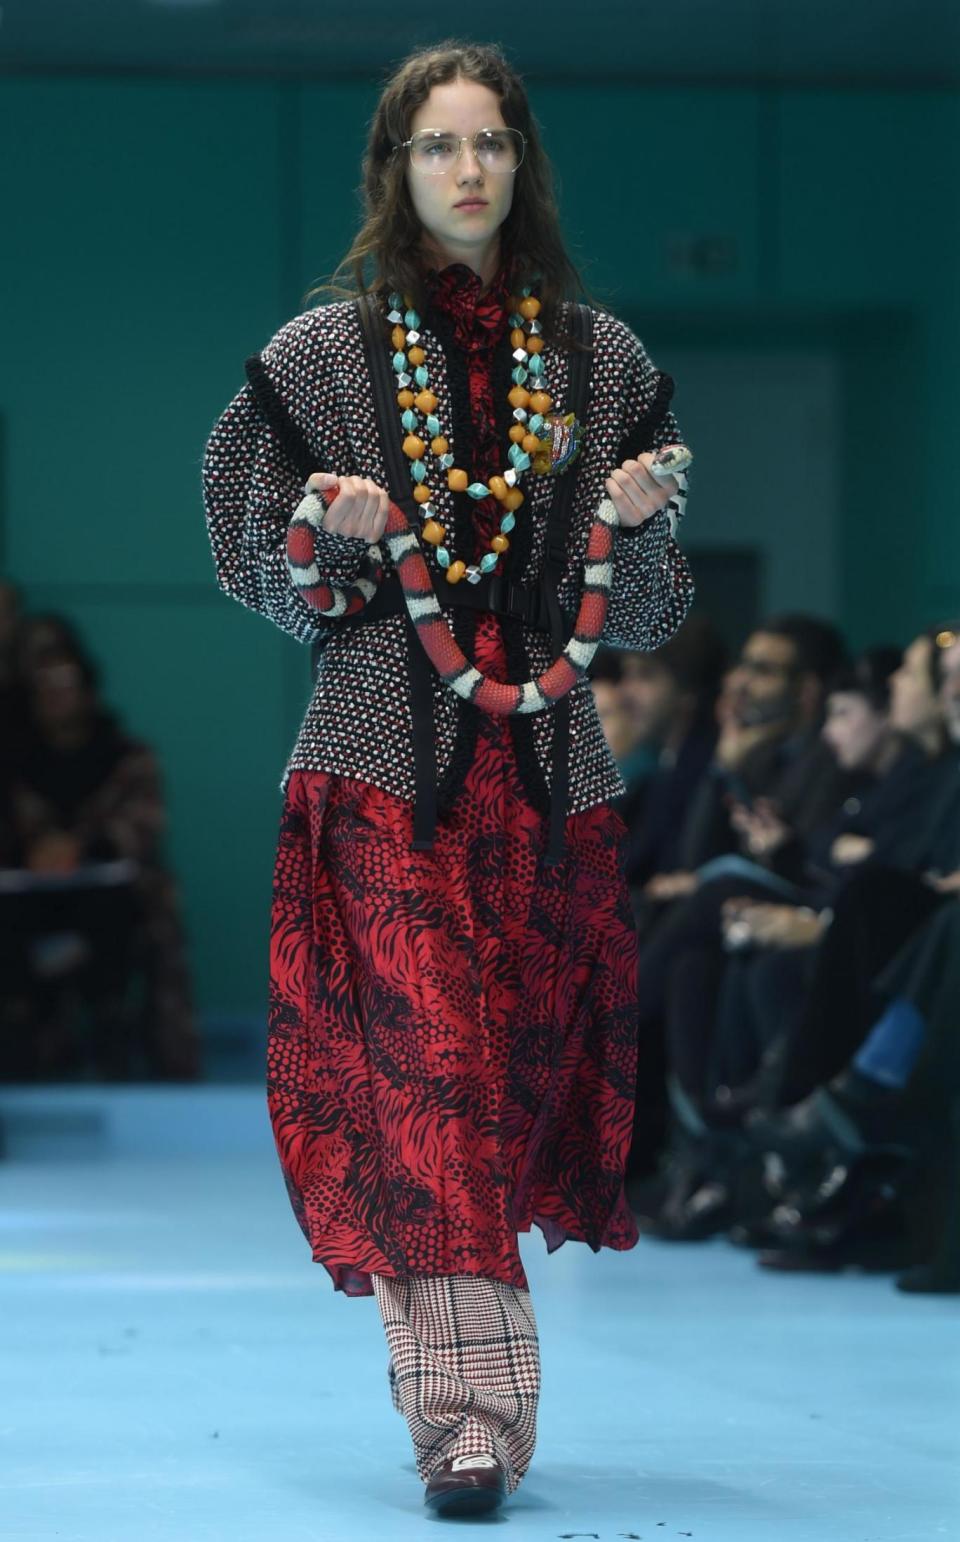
[268,721,641,1297]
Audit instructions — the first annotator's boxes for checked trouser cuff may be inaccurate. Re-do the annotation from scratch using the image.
[372,1270,540,1496]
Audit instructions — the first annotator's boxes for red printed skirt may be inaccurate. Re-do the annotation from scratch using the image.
[267,614,641,1296]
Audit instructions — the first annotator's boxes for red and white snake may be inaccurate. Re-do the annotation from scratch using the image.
[286,445,691,717]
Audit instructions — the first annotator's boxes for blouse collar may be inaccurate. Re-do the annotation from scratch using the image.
[425,260,513,337]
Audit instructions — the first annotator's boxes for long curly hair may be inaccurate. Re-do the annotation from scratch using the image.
[304,39,599,349]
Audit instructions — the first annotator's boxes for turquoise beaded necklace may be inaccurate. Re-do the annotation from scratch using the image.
[388,284,553,585]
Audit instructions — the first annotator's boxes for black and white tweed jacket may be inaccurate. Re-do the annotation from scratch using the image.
[201,293,694,818]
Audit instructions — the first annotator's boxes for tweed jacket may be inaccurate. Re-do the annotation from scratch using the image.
[201,291,694,818]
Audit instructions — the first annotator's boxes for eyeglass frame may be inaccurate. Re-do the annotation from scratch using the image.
[392,126,527,175]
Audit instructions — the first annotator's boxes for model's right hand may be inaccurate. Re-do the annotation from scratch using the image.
[305,472,390,543]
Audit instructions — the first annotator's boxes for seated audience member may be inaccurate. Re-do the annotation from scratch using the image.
[590,649,652,773]
[640,626,960,1254]
[617,614,726,888]
[589,648,658,812]
[628,645,898,1217]
[704,638,948,1109]
[719,624,960,1115]
[625,614,851,1184]
[665,614,853,888]
[14,612,90,679]
[608,618,725,1174]
[630,617,856,1097]
[0,631,199,1081]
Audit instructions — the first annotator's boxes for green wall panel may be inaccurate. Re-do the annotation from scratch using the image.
[778,92,953,305]
[778,91,960,632]
[535,86,764,306]
[2,78,286,586]
[297,83,381,310]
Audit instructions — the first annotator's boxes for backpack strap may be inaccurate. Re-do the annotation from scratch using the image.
[357,291,438,848]
[541,301,595,864]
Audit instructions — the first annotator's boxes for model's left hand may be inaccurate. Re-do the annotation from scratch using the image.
[605,452,680,528]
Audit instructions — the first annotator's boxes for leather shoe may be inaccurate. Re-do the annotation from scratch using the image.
[424,1454,507,1516]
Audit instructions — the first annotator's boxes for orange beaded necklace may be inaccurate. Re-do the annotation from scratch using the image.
[390,286,577,585]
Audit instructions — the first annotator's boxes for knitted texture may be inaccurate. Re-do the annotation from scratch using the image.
[201,291,694,815]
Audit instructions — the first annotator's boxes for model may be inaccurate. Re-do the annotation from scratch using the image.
[201,38,693,1519]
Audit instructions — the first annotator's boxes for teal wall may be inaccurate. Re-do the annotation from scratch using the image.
[2,78,957,1020]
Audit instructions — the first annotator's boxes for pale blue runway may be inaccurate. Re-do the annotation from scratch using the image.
[1,1087,958,1542]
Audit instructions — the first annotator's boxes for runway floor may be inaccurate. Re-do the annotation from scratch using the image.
[2,1091,959,1542]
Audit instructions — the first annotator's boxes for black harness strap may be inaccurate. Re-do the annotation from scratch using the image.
[356,293,439,849]
[541,302,593,865]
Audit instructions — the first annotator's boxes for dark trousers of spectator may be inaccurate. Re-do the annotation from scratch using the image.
[0,885,138,1079]
[635,875,795,1106]
[773,867,946,1106]
[636,866,949,1114]
[711,946,812,1092]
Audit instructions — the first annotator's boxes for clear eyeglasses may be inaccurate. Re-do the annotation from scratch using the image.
[395,127,526,176]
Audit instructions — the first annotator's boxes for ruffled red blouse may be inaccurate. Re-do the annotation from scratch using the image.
[424,261,516,684]
[425,260,513,559]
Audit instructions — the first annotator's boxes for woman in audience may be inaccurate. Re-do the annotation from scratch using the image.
[0,629,199,1081]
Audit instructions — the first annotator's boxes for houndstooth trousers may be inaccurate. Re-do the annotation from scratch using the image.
[372,1271,541,1496]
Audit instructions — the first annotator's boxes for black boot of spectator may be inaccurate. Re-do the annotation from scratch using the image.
[896,1096,960,1295]
[700,1033,791,1131]
[637,1076,749,1241]
[754,1145,919,1274]
[743,1067,919,1163]
[628,1116,705,1228]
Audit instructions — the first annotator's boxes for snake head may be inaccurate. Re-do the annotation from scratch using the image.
[651,444,693,477]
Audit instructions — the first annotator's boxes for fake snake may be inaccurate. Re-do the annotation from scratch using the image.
[286,446,692,717]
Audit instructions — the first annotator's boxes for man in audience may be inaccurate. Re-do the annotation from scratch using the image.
[618,614,726,889]
[672,615,852,881]
[625,616,853,1198]
[630,614,852,1043]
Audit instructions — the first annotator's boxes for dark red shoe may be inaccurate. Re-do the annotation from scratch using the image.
[424,1454,507,1516]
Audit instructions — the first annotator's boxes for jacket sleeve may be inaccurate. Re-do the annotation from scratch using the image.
[200,317,369,645]
[599,325,695,652]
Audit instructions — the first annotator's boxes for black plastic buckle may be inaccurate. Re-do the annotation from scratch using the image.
[485,573,506,614]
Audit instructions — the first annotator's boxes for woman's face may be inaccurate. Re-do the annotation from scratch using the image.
[938,638,960,745]
[822,691,890,770]
[889,636,941,739]
[404,78,516,273]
